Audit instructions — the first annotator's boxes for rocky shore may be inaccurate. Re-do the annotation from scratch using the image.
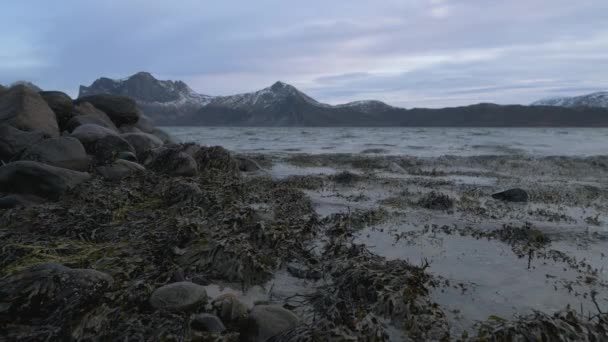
[1,84,607,341]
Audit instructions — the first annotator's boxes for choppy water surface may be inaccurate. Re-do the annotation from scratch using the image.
[166,127,608,156]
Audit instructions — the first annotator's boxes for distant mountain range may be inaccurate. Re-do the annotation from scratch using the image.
[79,73,608,126]
[531,92,608,108]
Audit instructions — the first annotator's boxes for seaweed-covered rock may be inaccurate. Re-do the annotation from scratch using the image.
[21,136,89,171]
[236,156,263,172]
[39,91,74,130]
[194,146,239,175]
[246,305,299,342]
[492,188,529,202]
[0,262,113,322]
[96,159,145,181]
[212,294,250,324]
[150,281,208,311]
[91,135,136,165]
[162,180,202,205]
[145,147,198,177]
[0,161,90,199]
[0,124,46,162]
[191,313,226,333]
[122,132,163,158]
[417,191,454,210]
[75,94,141,126]
[0,85,59,137]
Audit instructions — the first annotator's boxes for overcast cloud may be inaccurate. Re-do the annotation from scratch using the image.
[1,0,607,107]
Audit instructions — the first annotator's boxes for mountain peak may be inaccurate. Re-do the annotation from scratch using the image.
[270,81,296,92]
[129,71,156,81]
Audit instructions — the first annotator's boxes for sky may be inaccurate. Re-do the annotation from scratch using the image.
[1,0,607,108]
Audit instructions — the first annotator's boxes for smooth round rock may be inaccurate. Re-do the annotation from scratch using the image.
[191,313,226,333]
[248,305,299,341]
[492,188,529,202]
[150,281,208,311]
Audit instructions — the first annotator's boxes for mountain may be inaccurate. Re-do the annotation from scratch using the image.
[80,73,608,126]
[79,72,212,122]
[532,91,608,108]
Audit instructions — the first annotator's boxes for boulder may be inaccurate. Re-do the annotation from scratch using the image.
[151,128,175,144]
[119,125,142,134]
[0,124,46,162]
[117,151,138,162]
[247,305,299,342]
[71,124,119,146]
[20,136,89,171]
[39,91,74,131]
[145,147,197,177]
[66,115,118,133]
[0,161,91,199]
[149,281,208,311]
[75,94,140,127]
[0,85,59,137]
[162,181,202,205]
[492,188,529,202]
[236,156,263,172]
[122,132,163,158]
[0,262,113,321]
[194,146,240,175]
[91,135,136,165]
[191,313,226,333]
[70,102,118,132]
[134,115,155,133]
[96,159,145,181]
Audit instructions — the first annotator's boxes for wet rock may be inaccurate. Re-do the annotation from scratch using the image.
[0,85,59,137]
[96,159,145,181]
[194,146,240,175]
[119,125,142,134]
[70,102,118,132]
[75,94,141,127]
[121,132,163,158]
[236,156,263,172]
[92,135,136,165]
[417,191,454,210]
[191,313,226,333]
[150,281,208,311]
[0,124,46,162]
[286,263,322,280]
[0,161,90,199]
[492,188,529,202]
[71,124,119,147]
[20,136,89,171]
[247,305,299,342]
[0,262,113,321]
[145,147,198,177]
[39,91,74,130]
[212,294,249,324]
[117,151,137,162]
[134,115,155,133]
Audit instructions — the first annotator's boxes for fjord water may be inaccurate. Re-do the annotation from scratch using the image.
[166,127,608,156]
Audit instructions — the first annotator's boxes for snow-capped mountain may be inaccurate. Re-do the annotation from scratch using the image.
[79,72,213,122]
[532,92,608,108]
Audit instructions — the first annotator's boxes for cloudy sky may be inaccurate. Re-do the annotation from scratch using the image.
[1,0,607,107]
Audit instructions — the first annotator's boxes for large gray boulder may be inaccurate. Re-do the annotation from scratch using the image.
[236,156,263,172]
[149,281,208,311]
[96,159,145,181]
[0,161,91,199]
[247,305,299,342]
[122,132,163,158]
[0,194,45,209]
[191,313,226,333]
[39,91,74,131]
[0,124,46,162]
[69,102,118,132]
[75,94,141,127]
[144,146,198,177]
[21,137,89,171]
[0,262,113,321]
[151,128,175,144]
[0,85,59,137]
[70,124,119,147]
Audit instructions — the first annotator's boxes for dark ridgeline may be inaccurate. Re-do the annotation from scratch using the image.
[79,72,608,127]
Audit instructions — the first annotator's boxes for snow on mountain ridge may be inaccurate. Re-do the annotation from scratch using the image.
[532,91,608,108]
